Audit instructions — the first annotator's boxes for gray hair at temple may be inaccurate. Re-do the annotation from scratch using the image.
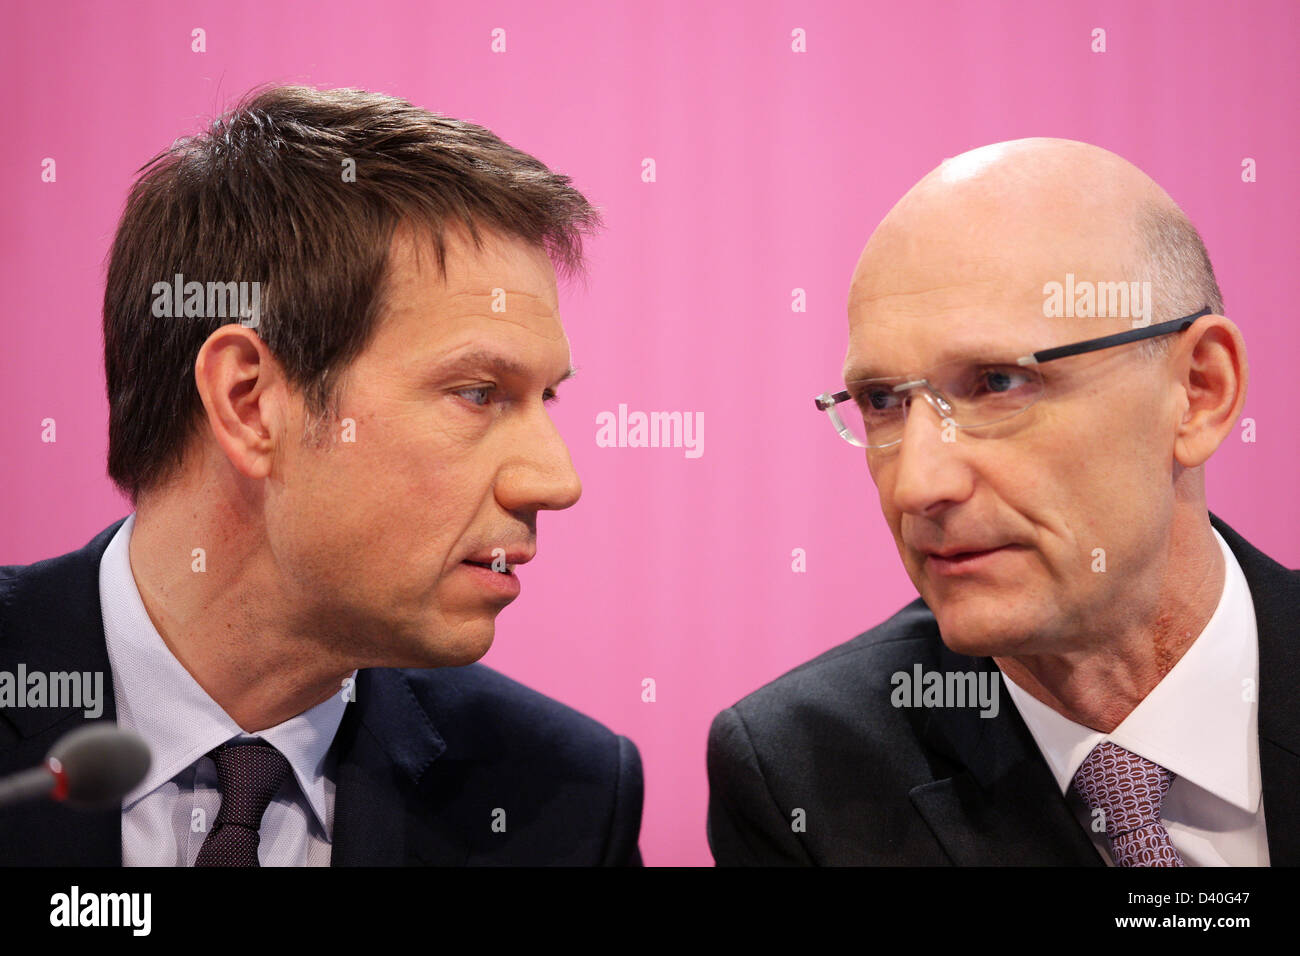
[1134,201,1225,359]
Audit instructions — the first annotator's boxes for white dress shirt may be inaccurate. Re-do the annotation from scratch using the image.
[998,526,1269,866]
[99,513,353,866]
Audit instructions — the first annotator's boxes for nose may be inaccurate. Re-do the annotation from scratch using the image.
[495,404,583,516]
[887,390,974,518]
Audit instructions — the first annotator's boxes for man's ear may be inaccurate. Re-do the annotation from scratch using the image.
[1172,315,1249,469]
[193,325,285,482]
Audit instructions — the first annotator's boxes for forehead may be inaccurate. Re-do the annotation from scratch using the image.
[844,224,1137,380]
[389,223,560,311]
[374,224,569,358]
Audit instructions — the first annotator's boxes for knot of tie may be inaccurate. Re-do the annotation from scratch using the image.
[195,740,292,867]
[1071,740,1184,867]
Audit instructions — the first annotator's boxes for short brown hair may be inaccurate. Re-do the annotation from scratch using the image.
[104,85,601,503]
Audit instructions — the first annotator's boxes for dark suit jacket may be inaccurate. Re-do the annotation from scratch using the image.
[707,513,1299,865]
[0,519,644,866]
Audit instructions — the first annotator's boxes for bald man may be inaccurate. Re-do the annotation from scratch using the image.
[706,138,1299,866]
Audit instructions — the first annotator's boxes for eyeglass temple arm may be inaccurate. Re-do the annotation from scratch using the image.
[815,390,849,411]
[1018,307,1211,366]
[815,306,1211,407]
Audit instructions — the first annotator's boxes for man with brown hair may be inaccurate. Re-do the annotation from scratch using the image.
[0,86,643,865]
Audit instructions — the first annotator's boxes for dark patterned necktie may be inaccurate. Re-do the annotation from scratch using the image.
[194,741,292,867]
[1072,740,1185,867]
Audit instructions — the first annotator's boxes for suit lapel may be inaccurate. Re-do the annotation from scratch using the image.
[330,668,463,865]
[1210,513,1300,866]
[0,519,126,866]
[907,652,1103,865]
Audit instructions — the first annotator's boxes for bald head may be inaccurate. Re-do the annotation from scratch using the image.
[847,138,1220,373]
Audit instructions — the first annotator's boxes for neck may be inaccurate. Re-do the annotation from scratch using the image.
[127,480,354,733]
[994,512,1225,733]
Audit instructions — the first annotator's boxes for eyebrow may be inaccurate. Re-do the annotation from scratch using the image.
[428,349,576,388]
[843,342,1035,382]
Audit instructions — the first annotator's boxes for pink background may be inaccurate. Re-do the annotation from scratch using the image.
[2,1,1296,866]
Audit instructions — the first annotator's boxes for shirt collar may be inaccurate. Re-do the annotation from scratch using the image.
[98,513,353,833]
[998,525,1260,813]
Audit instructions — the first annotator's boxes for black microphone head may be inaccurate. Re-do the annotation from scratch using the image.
[46,724,151,809]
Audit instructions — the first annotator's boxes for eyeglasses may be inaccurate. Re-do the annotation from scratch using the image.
[814,307,1210,449]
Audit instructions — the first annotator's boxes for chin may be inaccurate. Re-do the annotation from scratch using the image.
[937,627,1006,658]
[931,600,1035,658]
[430,626,497,668]
[380,616,496,669]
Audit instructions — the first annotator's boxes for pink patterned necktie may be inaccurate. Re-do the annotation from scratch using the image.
[1071,740,1185,867]
[194,741,292,867]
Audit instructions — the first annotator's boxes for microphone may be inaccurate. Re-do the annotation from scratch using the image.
[0,723,150,810]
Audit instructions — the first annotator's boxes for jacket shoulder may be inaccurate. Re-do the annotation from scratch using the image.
[0,521,125,673]
[381,664,643,865]
[394,663,639,787]
[723,597,944,723]
[705,597,960,865]
[1,522,125,614]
